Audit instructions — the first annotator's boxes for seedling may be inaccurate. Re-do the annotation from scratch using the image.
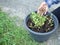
[30,12,47,27]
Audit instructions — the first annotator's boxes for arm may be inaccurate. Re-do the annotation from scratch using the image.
[45,0,60,7]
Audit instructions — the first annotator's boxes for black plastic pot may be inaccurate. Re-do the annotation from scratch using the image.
[24,12,59,42]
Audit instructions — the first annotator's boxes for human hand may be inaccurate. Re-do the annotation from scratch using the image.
[37,2,48,15]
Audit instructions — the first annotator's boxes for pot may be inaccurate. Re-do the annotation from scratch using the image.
[24,12,59,42]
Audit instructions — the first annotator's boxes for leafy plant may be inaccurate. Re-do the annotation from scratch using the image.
[30,12,46,27]
[29,12,54,32]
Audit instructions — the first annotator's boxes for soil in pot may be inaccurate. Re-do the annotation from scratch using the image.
[26,13,54,33]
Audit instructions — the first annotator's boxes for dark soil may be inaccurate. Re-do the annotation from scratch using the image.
[27,15,54,33]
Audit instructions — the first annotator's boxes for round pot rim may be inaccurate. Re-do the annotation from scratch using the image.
[24,12,59,35]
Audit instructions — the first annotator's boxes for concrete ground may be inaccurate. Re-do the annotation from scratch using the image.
[0,0,60,45]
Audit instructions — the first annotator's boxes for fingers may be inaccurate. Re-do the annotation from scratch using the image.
[37,2,48,15]
[43,4,48,14]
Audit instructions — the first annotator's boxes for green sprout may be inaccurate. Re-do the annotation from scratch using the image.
[30,12,47,27]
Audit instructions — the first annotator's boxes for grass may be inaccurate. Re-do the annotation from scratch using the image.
[0,9,47,45]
